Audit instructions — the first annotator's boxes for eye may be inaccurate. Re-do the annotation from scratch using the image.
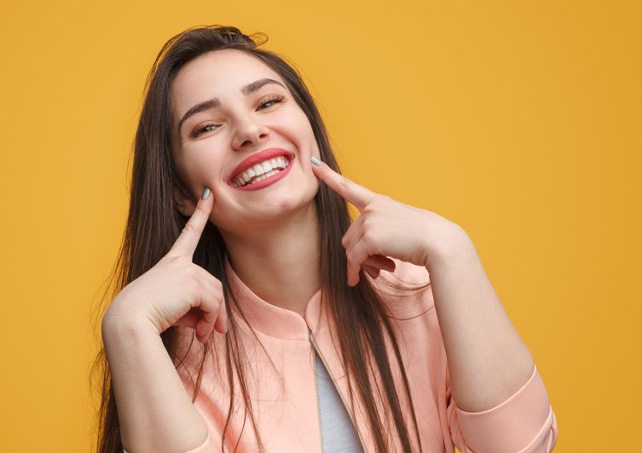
[258,94,285,110]
[190,94,286,138]
[192,122,218,137]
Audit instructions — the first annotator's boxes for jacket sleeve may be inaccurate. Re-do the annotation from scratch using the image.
[445,363,558,452]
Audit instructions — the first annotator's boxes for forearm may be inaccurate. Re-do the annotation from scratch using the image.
[426,231,535,413]
[102,305,208,453]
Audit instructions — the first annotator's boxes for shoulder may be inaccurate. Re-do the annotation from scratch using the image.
[366,257,435,320]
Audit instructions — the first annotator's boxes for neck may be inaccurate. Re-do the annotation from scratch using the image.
[220,202,321,318]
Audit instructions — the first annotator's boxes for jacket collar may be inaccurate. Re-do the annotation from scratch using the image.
[225,256,324,341]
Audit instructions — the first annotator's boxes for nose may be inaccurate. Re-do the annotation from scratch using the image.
[231,115,270,150]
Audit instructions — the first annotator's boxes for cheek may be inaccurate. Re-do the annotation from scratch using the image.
[277,109,316,145]
[181,151,225,183]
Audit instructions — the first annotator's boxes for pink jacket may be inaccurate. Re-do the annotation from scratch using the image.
[169,257,558,452]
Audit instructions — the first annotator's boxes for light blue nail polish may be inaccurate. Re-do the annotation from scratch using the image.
[311,156,321,166]
[201,187,211,200]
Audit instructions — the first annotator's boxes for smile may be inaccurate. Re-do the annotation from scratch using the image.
[230,156,294,191]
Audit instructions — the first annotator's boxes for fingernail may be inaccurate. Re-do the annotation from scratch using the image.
[201,187,211,200]
[310,156,322,166]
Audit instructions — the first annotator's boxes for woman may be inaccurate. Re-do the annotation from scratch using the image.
[92,25,558,453]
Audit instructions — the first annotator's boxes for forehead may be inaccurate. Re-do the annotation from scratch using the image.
[171,49,283,113]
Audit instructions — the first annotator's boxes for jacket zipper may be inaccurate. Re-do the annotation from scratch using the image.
[308,329,367,453]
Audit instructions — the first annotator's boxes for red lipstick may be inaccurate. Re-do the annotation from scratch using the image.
[228,147,295,184]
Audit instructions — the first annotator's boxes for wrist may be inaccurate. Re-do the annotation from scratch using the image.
[425,225,476,272]
[102,297,160,339]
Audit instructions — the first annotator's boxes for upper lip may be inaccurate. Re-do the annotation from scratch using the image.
[228,147,295,184]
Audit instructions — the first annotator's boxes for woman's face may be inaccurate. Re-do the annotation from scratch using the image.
[170,49,321,234]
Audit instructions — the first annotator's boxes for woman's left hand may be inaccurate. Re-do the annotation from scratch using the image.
[310,156,471,286]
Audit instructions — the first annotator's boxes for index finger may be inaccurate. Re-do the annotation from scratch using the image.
[311,158,377,211]
[168,187,214,258]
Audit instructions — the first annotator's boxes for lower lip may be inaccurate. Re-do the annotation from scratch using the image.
[231,157,295,191]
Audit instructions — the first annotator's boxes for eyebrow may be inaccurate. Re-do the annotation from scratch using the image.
[176,78,286,135]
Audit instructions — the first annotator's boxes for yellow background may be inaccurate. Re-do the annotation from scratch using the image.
[1,1,640,452]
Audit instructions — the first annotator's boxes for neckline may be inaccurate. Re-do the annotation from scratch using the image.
[224,256,323,340]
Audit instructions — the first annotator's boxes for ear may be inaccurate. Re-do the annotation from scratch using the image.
[172,182,198,217]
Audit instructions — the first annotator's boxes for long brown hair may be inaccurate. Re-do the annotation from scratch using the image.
[90,25,429,453]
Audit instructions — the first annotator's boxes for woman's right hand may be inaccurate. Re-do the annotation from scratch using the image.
[104,187,227,343]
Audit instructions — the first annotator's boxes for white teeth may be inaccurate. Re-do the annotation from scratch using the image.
[233,156,289,186]
[251,169,280,184]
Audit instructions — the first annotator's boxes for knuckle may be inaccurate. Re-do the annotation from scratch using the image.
[368,195,386,209]
[171,254,189,267]
[207,278,220,295]
[164,253,183,267]
[212,277,223,290]
[187,265,202,284]
[362,231,375,244]
[338,178,350,192]
[181,221,196,235]
[218,301,228,320]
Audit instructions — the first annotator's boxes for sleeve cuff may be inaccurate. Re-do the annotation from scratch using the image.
[452,364,558,452]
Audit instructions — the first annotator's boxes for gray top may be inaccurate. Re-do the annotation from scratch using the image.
[314,352,364,452]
